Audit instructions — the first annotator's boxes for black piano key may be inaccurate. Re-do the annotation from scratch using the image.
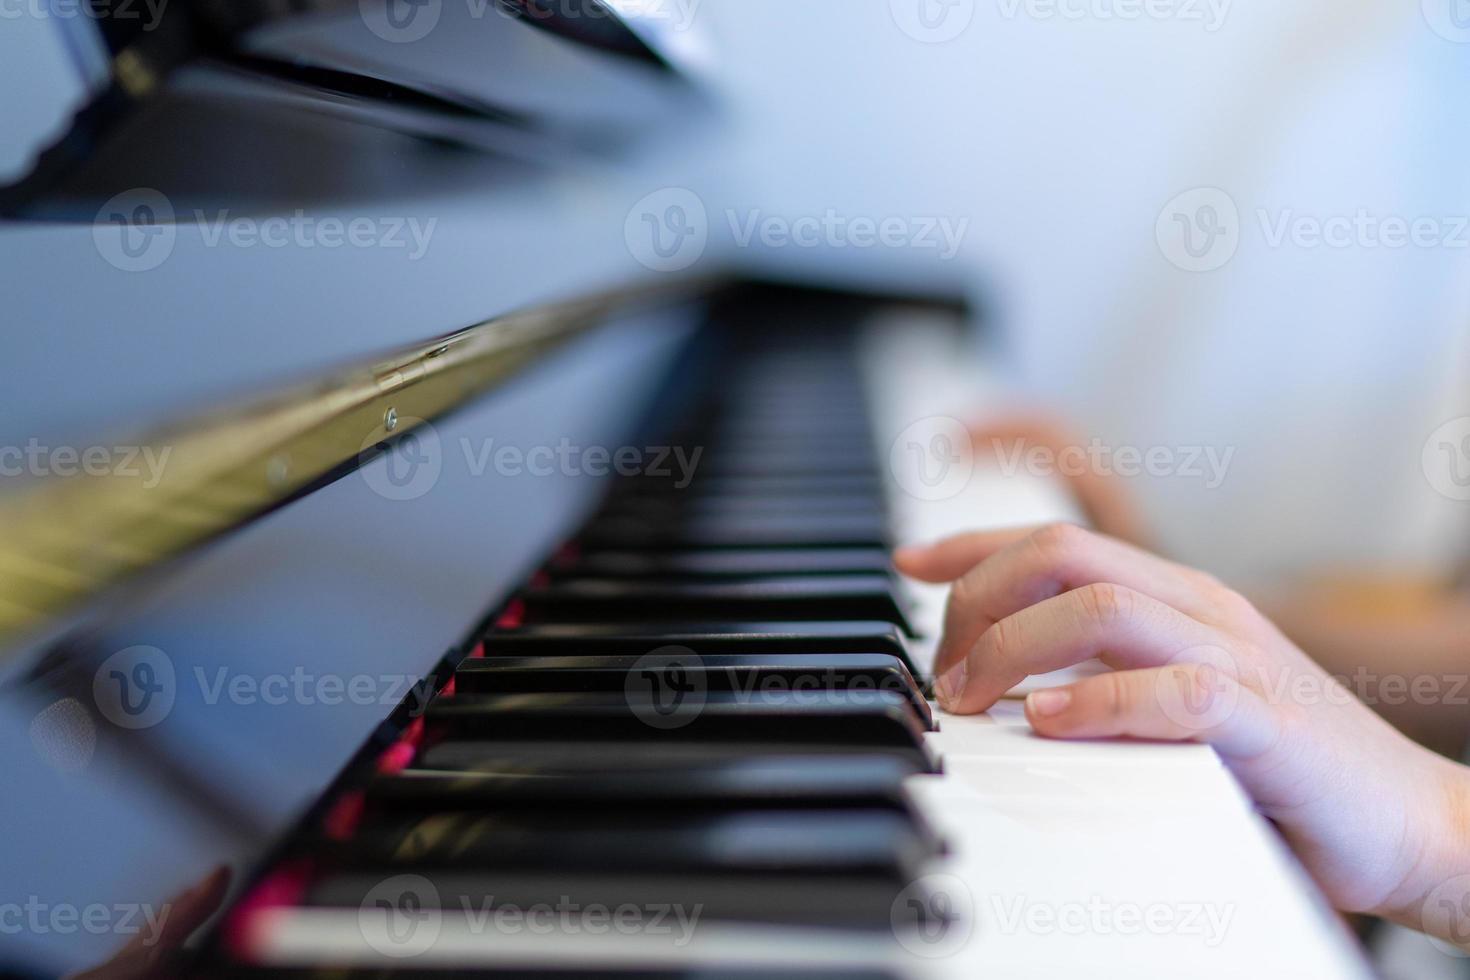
[519,577,913,633]
[365,755,920,810]
[307,869,921,931]
[321,809,931,878]
[578,515,889,550]
[414,740,934,775]
[453,653,932,729]
[422,691,933,769]
[358,759,945,860]
[555,547,893,579]
[479,621,920,675]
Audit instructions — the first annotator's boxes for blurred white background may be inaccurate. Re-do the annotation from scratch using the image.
[689,0,1470,586]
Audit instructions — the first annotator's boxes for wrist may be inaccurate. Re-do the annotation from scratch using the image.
[1376,751,1470,939]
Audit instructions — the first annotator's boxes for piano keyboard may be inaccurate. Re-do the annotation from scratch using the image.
[201,307,1371,978]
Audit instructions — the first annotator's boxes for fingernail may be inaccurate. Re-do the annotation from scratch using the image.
[893,545,923,566]
[934,661,968,709]
[1027,689,1072,718]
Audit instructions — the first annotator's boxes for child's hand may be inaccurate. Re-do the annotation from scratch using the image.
[896,523,1470,939]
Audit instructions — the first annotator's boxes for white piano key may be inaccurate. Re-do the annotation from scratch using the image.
[246,908,912,972]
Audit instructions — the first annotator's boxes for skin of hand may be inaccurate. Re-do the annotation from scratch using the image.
[894,523,1470,942]
[977,412,1470,757]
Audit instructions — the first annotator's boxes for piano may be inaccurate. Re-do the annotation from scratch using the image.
[0,3,1372,978]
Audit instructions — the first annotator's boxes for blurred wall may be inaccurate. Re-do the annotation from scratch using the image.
[694,0,1470,585]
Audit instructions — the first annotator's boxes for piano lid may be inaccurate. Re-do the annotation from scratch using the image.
[1,0,709,215]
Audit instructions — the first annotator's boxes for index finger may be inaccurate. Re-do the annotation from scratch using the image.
[939,582,1224,714]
